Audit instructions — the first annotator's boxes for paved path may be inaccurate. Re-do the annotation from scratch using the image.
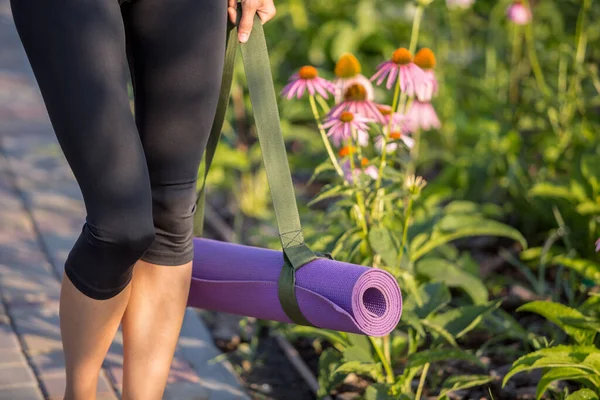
[0,2,249,399]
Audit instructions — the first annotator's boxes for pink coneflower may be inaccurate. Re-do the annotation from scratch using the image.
[281,66,336,100]
[406,100,441,131]
[414,48,438,102]
[341,159,378,183]
[370,48,427,97]
[333,53,371,95]
[329,82,385,124]
[506,1,532,25]
[446,0,475,10]
[596,238,600,252]
[322,111,371,147]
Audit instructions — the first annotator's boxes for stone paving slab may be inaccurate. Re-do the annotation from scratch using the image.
[0,0,248,398]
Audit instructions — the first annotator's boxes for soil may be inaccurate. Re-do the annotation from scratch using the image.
[197,310,315,400]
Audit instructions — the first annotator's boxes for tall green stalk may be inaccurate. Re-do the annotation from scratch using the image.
[374,78,401,192]
[397,197,413,266]
[522,0,549,96]
[415,362,430,400]
[369,336,395,384]
[574,0,591,66]
[309,95,344,179]
[347,137,369,235]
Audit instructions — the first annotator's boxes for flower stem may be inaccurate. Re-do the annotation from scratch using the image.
[383,334,392,375]
[397,197,413,266]
[369,336,394,384]
[309,95,344,179]
[374,78,402,192]
[409,5,424,55]
[348,137,369,235]
[574,0,591,66]
[316,94,331,114]
[522,0,549,97]
[415,362,430,400]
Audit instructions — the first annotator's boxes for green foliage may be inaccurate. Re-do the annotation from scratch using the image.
[504,301,600,399]
[208,0,600,397]
[438,375,494,400]
[517,301,596,345]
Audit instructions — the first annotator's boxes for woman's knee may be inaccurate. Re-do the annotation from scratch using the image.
[64,215,156,300]
[139,181,197,266]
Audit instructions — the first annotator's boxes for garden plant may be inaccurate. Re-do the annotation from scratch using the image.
[198,0,600,398]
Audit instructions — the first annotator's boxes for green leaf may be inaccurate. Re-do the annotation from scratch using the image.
[307,184,348,206]
[343,345,374,363]
[369,227,399,268]
[317,348,344,399]
[407,348,484,369]
[410,218,527,261]
[558,317,600,334]
[438,375,494,399]
[428,301,501,339]
[537,368,599,400]
[290,326,349,349]
[333,361,382,379]
[502,345,600,387]
[421,320,458,347]
[403,282,451,319]
[416,258,488,304]
[347,333,372,351]
[565,389,599,400]
[307,159,335,185]
[517,301,596,345]
[581,154,600,194]
[364,383,396,400]
[576,201,600,215]
[552,256,600,285]
[529,182,581,203]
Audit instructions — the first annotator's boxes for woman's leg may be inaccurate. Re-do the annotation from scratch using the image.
[119,1,226,399]
[10,1,154,399]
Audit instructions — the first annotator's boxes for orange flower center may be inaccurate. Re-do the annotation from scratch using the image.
[414,48,436,70]
[389,131,403,139]
[338,145,356,157]
[298,66,318,79]
[343,84,367,101]
[360,157,369,167]
[335,53,361,78]
[391,48,413,65]
[339,111,355,122]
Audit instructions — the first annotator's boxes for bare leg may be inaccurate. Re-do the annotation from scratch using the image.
[120,260,192,400]
[60,276,132,400]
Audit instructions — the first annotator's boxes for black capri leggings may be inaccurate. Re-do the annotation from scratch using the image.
[11,0,227,300]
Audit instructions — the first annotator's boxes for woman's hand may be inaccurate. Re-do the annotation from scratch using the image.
[228,0,276,43]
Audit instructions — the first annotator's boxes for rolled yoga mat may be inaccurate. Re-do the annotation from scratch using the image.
[187,237,402,337]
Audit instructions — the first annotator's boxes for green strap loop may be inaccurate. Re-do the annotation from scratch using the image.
[194,23,238,237]
[195,10,321,326]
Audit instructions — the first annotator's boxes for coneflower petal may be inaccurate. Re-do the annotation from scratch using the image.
[296,83,306,99]
[386,66,399,90]
[370,65,388,83]
[307,80,316,96]
[314,82,330,99]
[286,80,303,99]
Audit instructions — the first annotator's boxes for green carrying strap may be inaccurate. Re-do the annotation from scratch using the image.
[195,12,327,327]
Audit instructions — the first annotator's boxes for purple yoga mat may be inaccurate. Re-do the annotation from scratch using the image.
[187,238,402,336]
